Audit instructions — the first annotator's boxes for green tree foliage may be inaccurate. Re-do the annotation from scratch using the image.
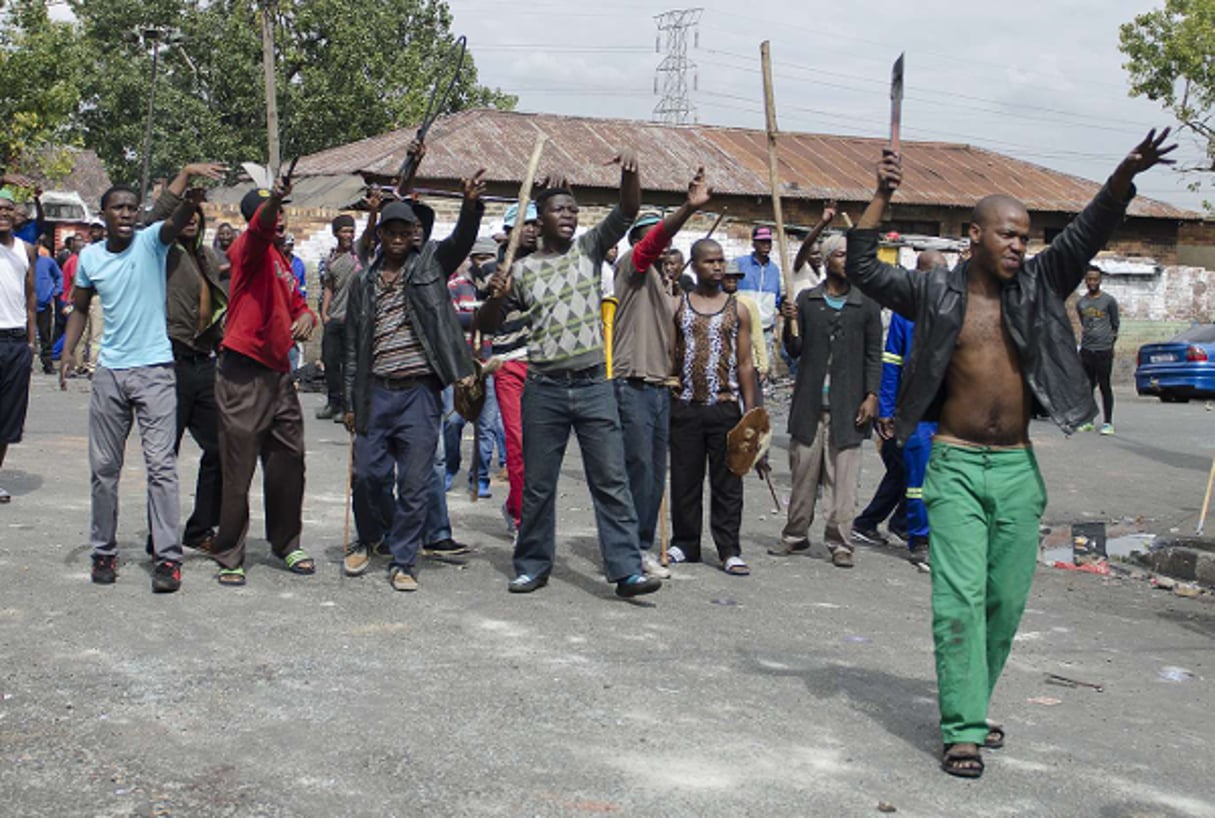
[1120,0,1215,174]
[0,0,84,172]
[65,0,516,184]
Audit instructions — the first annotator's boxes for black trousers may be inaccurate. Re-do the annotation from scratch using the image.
[1081,348,1114,423]
[669,400,743,563]
[853,436,907,533]
[321,319,347,410]
[35,308,53,372]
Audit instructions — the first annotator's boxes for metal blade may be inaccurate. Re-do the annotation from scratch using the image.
[890,52,904,154]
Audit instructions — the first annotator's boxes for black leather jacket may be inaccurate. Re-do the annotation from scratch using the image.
[343,199,482,435]
[845,182,1134,444]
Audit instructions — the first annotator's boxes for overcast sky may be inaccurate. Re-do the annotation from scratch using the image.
[446,0,1210,213]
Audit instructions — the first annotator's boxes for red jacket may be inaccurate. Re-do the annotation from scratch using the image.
[222,204,314,371]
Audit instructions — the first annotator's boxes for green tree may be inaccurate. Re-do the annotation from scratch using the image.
[0,0,84,173]
[1120,0,1215,178]
[68,0,516,185]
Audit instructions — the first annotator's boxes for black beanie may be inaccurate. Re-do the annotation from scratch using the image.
[332,214,355,233]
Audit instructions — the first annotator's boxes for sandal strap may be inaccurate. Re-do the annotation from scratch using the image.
[284,549,313,568]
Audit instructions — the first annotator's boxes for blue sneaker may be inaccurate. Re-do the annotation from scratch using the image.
[615,573,662,598]
[444,472,454,492]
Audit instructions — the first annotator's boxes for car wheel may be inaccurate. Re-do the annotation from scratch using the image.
[1161,393,1190,404]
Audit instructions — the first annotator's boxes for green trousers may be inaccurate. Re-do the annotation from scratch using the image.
[924,442,1046,746]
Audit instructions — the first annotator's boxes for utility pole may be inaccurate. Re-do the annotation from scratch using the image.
[261,0,280,178]
[138,26,173,207]
[652,8,702,125]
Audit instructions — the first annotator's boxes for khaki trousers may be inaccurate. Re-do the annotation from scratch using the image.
[781,411,862,550]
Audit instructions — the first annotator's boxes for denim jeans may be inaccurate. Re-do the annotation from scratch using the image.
[614,380,669,552]
[513,367,642,583]
[442,379,504,488]
[424,419,452,545]
[353,382,440,573]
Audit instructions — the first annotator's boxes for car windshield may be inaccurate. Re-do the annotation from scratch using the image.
[1172,325,1215,344]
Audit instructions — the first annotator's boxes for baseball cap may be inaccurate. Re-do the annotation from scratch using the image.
[379,201,420,226]
[631,211,662,232]
[503,201,538,229]
[752,225,773,241]
[725,259,744,277]
[0,187,16,205]
[240,187,291,222]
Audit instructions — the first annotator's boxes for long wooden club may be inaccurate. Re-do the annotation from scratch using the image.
[761,41,797,338]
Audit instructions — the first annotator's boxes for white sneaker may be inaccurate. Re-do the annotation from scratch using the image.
[642,551,672,579]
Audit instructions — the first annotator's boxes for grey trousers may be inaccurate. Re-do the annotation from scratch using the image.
[781,411,863,551]
[89,364,182,561]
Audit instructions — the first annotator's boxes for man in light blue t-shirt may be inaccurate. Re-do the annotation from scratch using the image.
[60,166,224,593]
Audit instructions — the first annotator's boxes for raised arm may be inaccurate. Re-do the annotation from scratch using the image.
[153,163,226,238]
[630,168,712,276]
[357,187,382,264]
[793,201,836,273]
[845,151,919,317]
[618,150,641,221]
[435,170,487,275]
[1034,129,1176,299]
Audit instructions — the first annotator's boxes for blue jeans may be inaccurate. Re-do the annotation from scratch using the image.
[443,378,503,487]
[353,382,440,573]
[614,380,669,552]
[513,368,642,583]
[424,420,452,545]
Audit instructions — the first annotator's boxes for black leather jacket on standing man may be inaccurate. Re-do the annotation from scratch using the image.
[343,198,482,435]
[845,182,1135,444]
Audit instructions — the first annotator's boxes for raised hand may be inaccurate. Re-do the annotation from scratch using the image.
[185,186,208,206]
[610,150,639,175]
[1120,128,1178,176]
[184,162,228,181]
[822,199,838,224]
[272,175,293,200]
[877,150,902,194]
[406,139,427,162]
[686,166,712,209]
[462,169,487,203]
[363,186,383,212]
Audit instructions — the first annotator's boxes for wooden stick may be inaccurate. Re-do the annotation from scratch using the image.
[659,489,670,567]
[501,134,549,281]
[1197,450,1215,535]
[761,40,797,337]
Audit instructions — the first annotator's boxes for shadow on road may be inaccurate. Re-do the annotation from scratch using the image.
[1099,801,1195,818]
[1112,436,1210,473]
[738,649,940,760]
[0,468,44,497]
[1155,605,1215,640]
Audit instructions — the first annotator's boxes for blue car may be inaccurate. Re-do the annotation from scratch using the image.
[1135,324,1215,402]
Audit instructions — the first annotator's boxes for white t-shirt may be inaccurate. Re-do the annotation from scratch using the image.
[0,238,30,330]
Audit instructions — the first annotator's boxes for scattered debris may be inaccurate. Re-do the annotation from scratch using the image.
[877,802,897,813]
[1174,583,1203,598]
[1046,673,1104,693]
[710,598,738,607]
[1051,560,1111,576]
[1158,666,1195,683]
[1151,575,1177,590]
[1027,696,1063,706]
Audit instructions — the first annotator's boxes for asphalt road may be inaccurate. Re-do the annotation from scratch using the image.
[1,378,1211,817]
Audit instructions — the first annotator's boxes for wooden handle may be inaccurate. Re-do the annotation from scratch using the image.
[761,41,797,338]
[501,134,549,282]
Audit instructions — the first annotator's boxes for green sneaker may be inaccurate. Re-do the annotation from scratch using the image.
[1077,423,1095,432]
[1100,423,1115,436]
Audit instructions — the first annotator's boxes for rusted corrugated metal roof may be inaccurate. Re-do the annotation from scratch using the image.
[295,109,1201,221]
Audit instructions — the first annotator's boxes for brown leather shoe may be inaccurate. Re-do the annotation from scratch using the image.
[831,548,855,569]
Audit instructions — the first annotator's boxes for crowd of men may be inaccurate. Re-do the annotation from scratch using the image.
[0,128,1172,779]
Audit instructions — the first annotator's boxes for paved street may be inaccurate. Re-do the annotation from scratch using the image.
[1,378,1212,817]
